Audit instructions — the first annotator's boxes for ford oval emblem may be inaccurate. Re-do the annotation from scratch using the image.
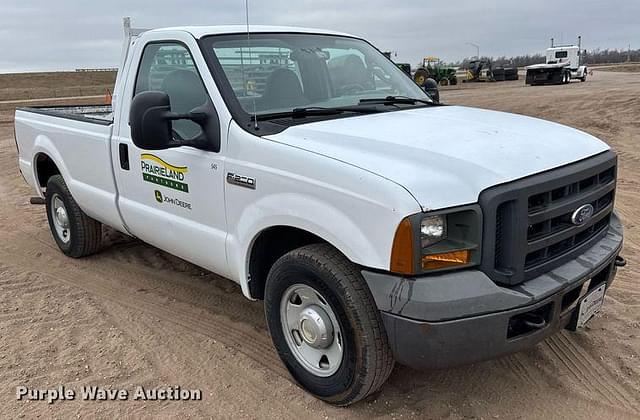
[571,204,595,226]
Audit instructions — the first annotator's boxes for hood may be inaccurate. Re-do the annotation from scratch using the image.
[265,106,610,210]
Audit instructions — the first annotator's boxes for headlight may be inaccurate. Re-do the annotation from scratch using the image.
[420,215,447,247]
[391,205,482,275]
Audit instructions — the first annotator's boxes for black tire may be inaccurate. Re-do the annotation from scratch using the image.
[492,67,506,82]
[413,68,430,87]
[45,175,102,258]
[264,244,394,406]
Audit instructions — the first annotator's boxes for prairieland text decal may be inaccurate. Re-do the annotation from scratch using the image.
[140,154,189,193]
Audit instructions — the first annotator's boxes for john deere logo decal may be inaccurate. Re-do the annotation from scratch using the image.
[140,154,189,193]
[154,190,163,203]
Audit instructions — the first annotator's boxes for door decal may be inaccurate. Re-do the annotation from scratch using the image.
[140,153,190,193]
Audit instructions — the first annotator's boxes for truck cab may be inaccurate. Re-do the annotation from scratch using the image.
[14,22,623,406]
[547,45,580,68]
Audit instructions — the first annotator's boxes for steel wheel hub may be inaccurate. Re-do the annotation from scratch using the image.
[51,194,71,244]
[299,305,333,349]
[281,284,343,377]
[55,206,69,229]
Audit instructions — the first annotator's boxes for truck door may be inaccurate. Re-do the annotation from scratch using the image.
[112,36,231,278]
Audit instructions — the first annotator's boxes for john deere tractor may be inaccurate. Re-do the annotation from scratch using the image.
[413,56,458,87]
[382,51,412,77]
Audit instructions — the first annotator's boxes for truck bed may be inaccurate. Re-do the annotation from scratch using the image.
[16,104,113,125]
[14,104,127,233]
[525,62,570,70]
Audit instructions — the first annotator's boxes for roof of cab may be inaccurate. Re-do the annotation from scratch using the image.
[148,25,357,39]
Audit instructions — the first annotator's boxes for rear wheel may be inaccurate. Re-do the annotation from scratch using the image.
[45,175,102,258]
[264,244,394,406]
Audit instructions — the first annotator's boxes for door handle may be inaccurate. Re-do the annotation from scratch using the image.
[119,143,130,170]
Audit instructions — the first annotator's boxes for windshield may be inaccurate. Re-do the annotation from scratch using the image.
[202,33,430,116]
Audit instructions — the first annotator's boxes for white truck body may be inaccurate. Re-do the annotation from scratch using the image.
[14,23,623,404]
[526,45,588,85]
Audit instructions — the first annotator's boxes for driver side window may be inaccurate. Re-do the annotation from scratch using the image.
[134,43,208,140]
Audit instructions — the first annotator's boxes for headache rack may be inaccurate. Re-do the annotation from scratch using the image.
[479,151,617,286]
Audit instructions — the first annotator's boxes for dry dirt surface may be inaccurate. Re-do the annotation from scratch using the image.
[0,71,116,102]
[1,70,639,419]
[594,64,640,73]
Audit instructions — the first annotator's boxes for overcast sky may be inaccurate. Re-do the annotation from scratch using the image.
[1,0,638,73]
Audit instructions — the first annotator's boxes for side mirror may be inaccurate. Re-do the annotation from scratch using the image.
[424,78,440,103]
[129,91,220,152]
[130,91,173,150]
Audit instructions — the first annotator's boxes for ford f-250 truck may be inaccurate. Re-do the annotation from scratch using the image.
[14,22,625,405]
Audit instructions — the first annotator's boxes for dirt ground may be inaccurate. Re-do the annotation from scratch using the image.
[0,71,116,102]
[593,63,640,73]
[0,69,639,419]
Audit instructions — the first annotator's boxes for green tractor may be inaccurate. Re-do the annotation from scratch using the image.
[381,51,412,77]
[413,56,457,87]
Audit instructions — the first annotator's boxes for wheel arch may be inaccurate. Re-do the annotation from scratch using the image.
[34,152,62,189]
[31,136,71,196]
[246,225,343,300]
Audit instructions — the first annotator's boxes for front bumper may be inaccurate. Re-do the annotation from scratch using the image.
[363,214,623,369]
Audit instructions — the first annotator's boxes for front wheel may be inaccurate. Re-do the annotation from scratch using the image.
[264,244,394,406]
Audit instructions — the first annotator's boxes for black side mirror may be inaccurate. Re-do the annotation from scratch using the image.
[424,78,440,103]
[129,91,220,152]
[130,91,173,150]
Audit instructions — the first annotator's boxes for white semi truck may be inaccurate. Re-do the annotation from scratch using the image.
[14,22,624,405]
[526,37,588,85]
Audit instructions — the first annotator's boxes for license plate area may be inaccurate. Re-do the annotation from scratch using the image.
[565,262,614,331]
[575,282,607,329]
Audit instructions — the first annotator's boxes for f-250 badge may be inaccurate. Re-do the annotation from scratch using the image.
[226,173,256,189]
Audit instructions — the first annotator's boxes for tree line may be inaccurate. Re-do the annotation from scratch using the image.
[450,47,640,68]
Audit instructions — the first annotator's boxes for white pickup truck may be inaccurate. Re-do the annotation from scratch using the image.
[14,23,624,405]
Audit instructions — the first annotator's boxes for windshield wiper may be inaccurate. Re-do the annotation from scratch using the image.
[358,96,433,106]
[257,106,382,121]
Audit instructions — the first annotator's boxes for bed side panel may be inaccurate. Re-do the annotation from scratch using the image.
[14,110,126,232]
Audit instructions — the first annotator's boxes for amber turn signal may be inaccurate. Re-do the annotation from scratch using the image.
[422,250,471,270]
[390,218,415,275]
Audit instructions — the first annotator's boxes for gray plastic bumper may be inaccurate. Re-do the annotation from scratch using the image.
[363,214,623,369]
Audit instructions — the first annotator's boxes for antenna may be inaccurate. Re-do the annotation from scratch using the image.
[245,0,259,130]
